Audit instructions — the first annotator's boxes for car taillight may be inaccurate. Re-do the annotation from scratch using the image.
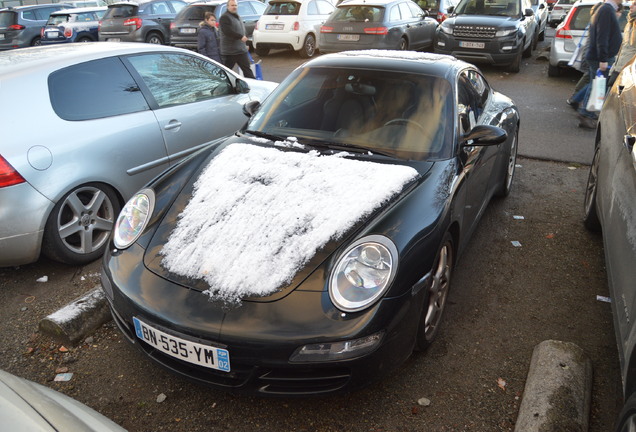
[64,27,73,38]
[40,27,44,37]
[555,8,575,39]
[124,17,142,30]
[255,21,258,30]
[320,25,333,33]
[553,5,562,10]
[8,24,25,30]
[170,22,175,29]
[293,21,299,31]
[437,12,447,23]
[364,27,388,35]
[0,156,25,188]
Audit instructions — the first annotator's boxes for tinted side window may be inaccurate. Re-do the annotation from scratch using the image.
[150,2,171,14]
[307,1,319,15]
[316,0,334,14]
[237,2,254,15]
[389,5,401,20]
[252,2,266,14]
[398,2,413,19]
[127,53,233,108]
[170,0,186,13]
[34,7,64,20]
[22,10,37,20]
[49,57,150,121]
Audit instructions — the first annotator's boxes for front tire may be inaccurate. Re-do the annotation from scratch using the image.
[508,50,522,73]
[583,147,602,231]
[42,183,121,265]
[298,34,316,58]
[522,38,533,58]
[615,392,636,432]
[415,233,454,352]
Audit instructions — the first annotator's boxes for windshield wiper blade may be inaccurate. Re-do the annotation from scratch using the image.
[243,130,284,142]
[303,140,395,158]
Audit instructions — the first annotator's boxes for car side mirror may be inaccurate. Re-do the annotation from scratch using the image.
[461,125,507,146]
[243,100,261,117]
[539,3,545,8]
[524,8,534,16]
[235,78,251,94]
[447,5,454,13]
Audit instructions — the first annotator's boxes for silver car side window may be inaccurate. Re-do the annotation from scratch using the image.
[128,53,233,108]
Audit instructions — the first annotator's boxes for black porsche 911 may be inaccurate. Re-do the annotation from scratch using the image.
[101,51,520,396]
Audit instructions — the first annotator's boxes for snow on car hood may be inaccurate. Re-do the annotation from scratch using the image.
[160,143,418,303]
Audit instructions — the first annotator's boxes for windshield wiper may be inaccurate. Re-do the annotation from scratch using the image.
[243,130,285,142]
[301,139,395,158]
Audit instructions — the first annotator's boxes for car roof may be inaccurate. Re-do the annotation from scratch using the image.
[51,6,107,14]
[306,51,469,78]
[0,42,194,77]
[5,3,73,10]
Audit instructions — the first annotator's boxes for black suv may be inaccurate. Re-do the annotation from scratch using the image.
[99,0,186,44]
[434,0,537,72]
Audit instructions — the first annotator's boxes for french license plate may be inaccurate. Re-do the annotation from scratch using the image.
[265,24,284,30]
[337,34,359,41]
[180,28,196,34]
[107,37,121,42]
[459,41,485,49]
[133,317,230,372]
[46,31,59,38]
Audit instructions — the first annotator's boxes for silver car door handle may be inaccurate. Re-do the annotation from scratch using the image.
[164,121,182,130]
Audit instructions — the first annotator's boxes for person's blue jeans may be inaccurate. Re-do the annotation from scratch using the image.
[578,58,614,119]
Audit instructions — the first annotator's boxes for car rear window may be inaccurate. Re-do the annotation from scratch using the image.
[103,4,138,19]
[331,6,384,22]
[175,4,219,21]
[49,57,150,121]
[264,2,301,15]
[0,11,17,26]
[569,5,592,30]
[47,14,72,25]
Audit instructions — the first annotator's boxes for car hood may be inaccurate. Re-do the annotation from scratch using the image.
[0,369,126,432]
[447,15,523,27]
[143,137,433,304]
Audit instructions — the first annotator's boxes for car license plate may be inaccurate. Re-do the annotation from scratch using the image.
[180,28,196,34]
[459,41,485,49]
[107,37,121,42]
[265,24,284,30]
[133,317,230,372]
[46,31,59,38]
[337,34,359,41]
[0,34,4,40]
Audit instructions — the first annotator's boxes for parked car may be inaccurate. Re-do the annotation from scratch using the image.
[0,3,73,50]
[415,0,459,23]
[434,0,537,73]
[531,0,548,41]
[0,369,125,431]
[170,0,266,49]
[548,0,628,77]
[98,0,187,45]
[40,6,106,44]
[101,50,520,396]
[252,0,335,57]
[583,57,636,431]
[319,0,438,52]
[548,0,575,26]
[67,0,107,6]
[0,42,277,267]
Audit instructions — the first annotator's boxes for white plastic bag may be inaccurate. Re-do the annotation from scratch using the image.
[586,71,606,112]
[568,26,589,72]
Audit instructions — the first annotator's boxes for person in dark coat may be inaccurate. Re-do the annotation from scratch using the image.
[577,0,623,129]
[219,0,255,78]
[197,12,222,63]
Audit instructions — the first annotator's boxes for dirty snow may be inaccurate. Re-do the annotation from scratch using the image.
[160,143,418,303]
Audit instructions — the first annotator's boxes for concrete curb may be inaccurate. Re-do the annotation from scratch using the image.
[515,340,593,432]
[39,286,112,346]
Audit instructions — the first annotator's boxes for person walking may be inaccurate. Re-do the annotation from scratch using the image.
[198,12,222,63]
[219,0,255,78]
[577,0,623,129]
[608,2,636,87]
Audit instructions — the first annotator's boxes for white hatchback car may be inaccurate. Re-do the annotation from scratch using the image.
[252,0,335,58]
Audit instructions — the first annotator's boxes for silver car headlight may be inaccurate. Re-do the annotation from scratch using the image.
[113,189,155,249]
[329,235,398,312]
[495,28,516,37]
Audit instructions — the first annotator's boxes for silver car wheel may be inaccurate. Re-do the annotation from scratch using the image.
[55,186,116,255]
[424,239,452,341]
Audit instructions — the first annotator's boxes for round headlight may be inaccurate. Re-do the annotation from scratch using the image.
[329,235,398,312]
[113,189,155,249]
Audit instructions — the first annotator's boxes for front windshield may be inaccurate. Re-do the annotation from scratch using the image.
[247,66,453,161]
[454,0,520,16]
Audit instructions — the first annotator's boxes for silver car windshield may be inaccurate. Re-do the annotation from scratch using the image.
[247,66,454,161]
